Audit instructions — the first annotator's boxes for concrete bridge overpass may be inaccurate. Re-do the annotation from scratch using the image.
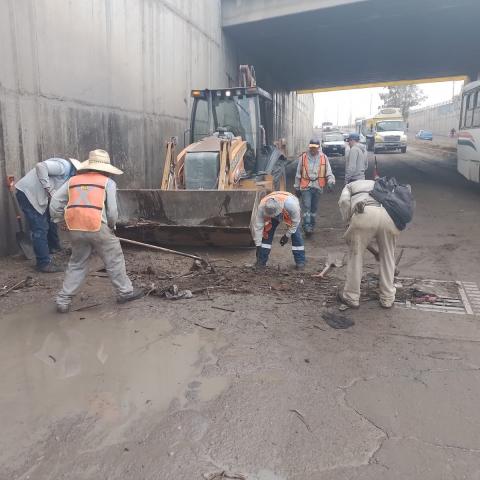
[223,0,480,91]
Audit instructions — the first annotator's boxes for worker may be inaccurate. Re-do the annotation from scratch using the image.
[253,191,305,269]
[294,139,335,235]
[344,133,368,184]
[50,149,144,313]
[15,157,81,272]
[337,179,400,309]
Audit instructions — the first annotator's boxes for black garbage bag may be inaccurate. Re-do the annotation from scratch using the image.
[369,177,414,231]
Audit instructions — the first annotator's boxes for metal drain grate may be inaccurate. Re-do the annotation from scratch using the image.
[459,282,480,315]
[393,278,479,315]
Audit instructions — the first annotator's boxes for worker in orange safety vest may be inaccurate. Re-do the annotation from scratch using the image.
[50,149,144,313]
[294,139,335,235]
[253,191,305,270]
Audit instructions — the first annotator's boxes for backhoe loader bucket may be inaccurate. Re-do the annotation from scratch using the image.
[116,189,262,247]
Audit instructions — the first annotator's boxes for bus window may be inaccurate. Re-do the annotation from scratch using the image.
[474,91,480,128]
[466,93,475,128]
[463,93,473,128]
[461,94,468,128]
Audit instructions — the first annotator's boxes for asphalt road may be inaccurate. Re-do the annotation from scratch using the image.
[1,144,480,479]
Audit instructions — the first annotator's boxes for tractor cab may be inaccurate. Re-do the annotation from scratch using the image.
[189,87,275,173]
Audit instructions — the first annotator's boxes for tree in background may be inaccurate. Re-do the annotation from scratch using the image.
[379,85,427,119]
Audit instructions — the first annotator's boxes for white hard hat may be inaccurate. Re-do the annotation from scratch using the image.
[264,198,282,217]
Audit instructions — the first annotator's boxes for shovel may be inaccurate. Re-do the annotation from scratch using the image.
[367,244,403,276]
[312,252,344,279]
[6,176,35,260]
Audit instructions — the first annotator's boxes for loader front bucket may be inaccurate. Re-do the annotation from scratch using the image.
[116,189,261,247]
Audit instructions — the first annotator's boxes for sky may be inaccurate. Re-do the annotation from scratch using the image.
[313,80,464,127]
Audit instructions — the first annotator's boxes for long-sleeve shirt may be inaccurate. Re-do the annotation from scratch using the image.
[15,158,73,214]
[345,143,368,184]
[338,179,380,223]
[50,176,119,228]
[253,195,301,246]
[294,151,335,190]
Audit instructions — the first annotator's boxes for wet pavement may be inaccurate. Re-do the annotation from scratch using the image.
[1,145,480,479]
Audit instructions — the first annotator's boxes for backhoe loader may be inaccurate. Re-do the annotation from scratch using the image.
[117,66,288,247]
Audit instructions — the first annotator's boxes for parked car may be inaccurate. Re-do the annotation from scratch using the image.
[416,130,433,141]
[322,132,346,155]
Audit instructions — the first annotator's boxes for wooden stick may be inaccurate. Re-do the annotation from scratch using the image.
[311,264,332,279]
[0,277,29,297]
[118,237,205,262]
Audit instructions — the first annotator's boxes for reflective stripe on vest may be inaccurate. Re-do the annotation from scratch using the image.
[64,172,108,232]
[300,153,327,188]
[261,191,294,239]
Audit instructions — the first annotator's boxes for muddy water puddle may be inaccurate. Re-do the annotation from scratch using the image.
[0,302,229,464]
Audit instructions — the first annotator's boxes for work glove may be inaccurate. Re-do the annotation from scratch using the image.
[327,182,335,193]
[353,201,366,214]
[279,234,289,246]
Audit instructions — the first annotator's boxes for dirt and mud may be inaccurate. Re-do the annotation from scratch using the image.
[1,145,480,479]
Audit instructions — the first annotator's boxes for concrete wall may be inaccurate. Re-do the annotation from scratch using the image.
[0,0,238,255]
[408,98,461,138]
[0,0,314,256]
[273,92,314,157]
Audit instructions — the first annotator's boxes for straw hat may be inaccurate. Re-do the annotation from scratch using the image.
[79,149,123,175]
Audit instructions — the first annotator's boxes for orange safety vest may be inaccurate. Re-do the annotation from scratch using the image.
[64,172,108,232]
[300,152,327,189]
[261,191,294,239]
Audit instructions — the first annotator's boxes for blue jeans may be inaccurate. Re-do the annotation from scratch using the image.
[300,188,321,230]
[257,217,305,266]
[16,190,60,268]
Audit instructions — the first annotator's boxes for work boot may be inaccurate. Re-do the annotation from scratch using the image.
[117,288,145,304]
[56,304,70,314]
[296,263,305,271]
[37,262,64,273]
[337,291,360,309]
[380,300,394,309]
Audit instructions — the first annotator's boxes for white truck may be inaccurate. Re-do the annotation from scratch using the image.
[360,108,408,154]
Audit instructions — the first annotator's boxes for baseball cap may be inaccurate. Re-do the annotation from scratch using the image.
[346,133,360,142]
[308,139,321,148]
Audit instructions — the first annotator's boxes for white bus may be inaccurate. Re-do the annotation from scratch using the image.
[458,80,480,183]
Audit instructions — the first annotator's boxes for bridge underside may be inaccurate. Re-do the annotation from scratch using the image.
[224,0,480,91]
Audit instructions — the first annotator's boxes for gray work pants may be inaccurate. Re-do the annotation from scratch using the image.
[343,206,399,307]
[56,224,133,306]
